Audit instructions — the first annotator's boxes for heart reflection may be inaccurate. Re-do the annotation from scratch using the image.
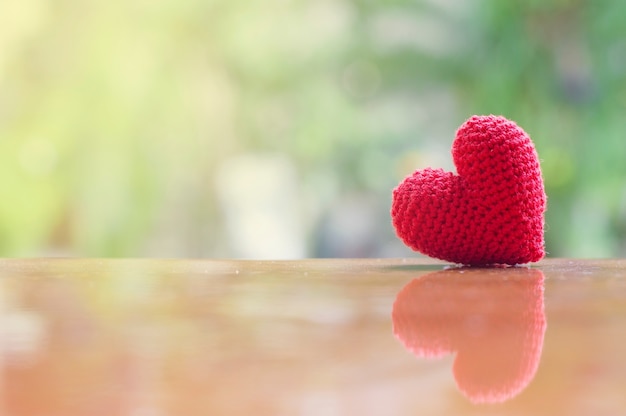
[392,267,546,404]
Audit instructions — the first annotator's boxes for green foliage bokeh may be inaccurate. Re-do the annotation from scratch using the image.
[1,0,625,257]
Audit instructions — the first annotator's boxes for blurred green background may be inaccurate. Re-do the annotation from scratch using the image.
[1,0,625,258]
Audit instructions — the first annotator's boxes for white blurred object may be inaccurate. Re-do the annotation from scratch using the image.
[216,153,305,259]
[0,310,47,364]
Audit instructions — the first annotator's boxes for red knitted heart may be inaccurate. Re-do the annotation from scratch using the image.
[392,268,546,404]
[391,115,546,265]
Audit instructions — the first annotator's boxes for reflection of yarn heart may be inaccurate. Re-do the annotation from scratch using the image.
[392,268,546,404]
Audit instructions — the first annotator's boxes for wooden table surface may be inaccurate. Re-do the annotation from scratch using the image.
[1,258,625,415]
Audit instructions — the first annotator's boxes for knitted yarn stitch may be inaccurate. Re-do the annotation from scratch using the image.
[391,115,546,266]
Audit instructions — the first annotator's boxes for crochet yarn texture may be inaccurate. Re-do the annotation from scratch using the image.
[391,115,546,266]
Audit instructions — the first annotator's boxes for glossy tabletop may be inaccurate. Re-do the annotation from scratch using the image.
[1,258,625,415]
